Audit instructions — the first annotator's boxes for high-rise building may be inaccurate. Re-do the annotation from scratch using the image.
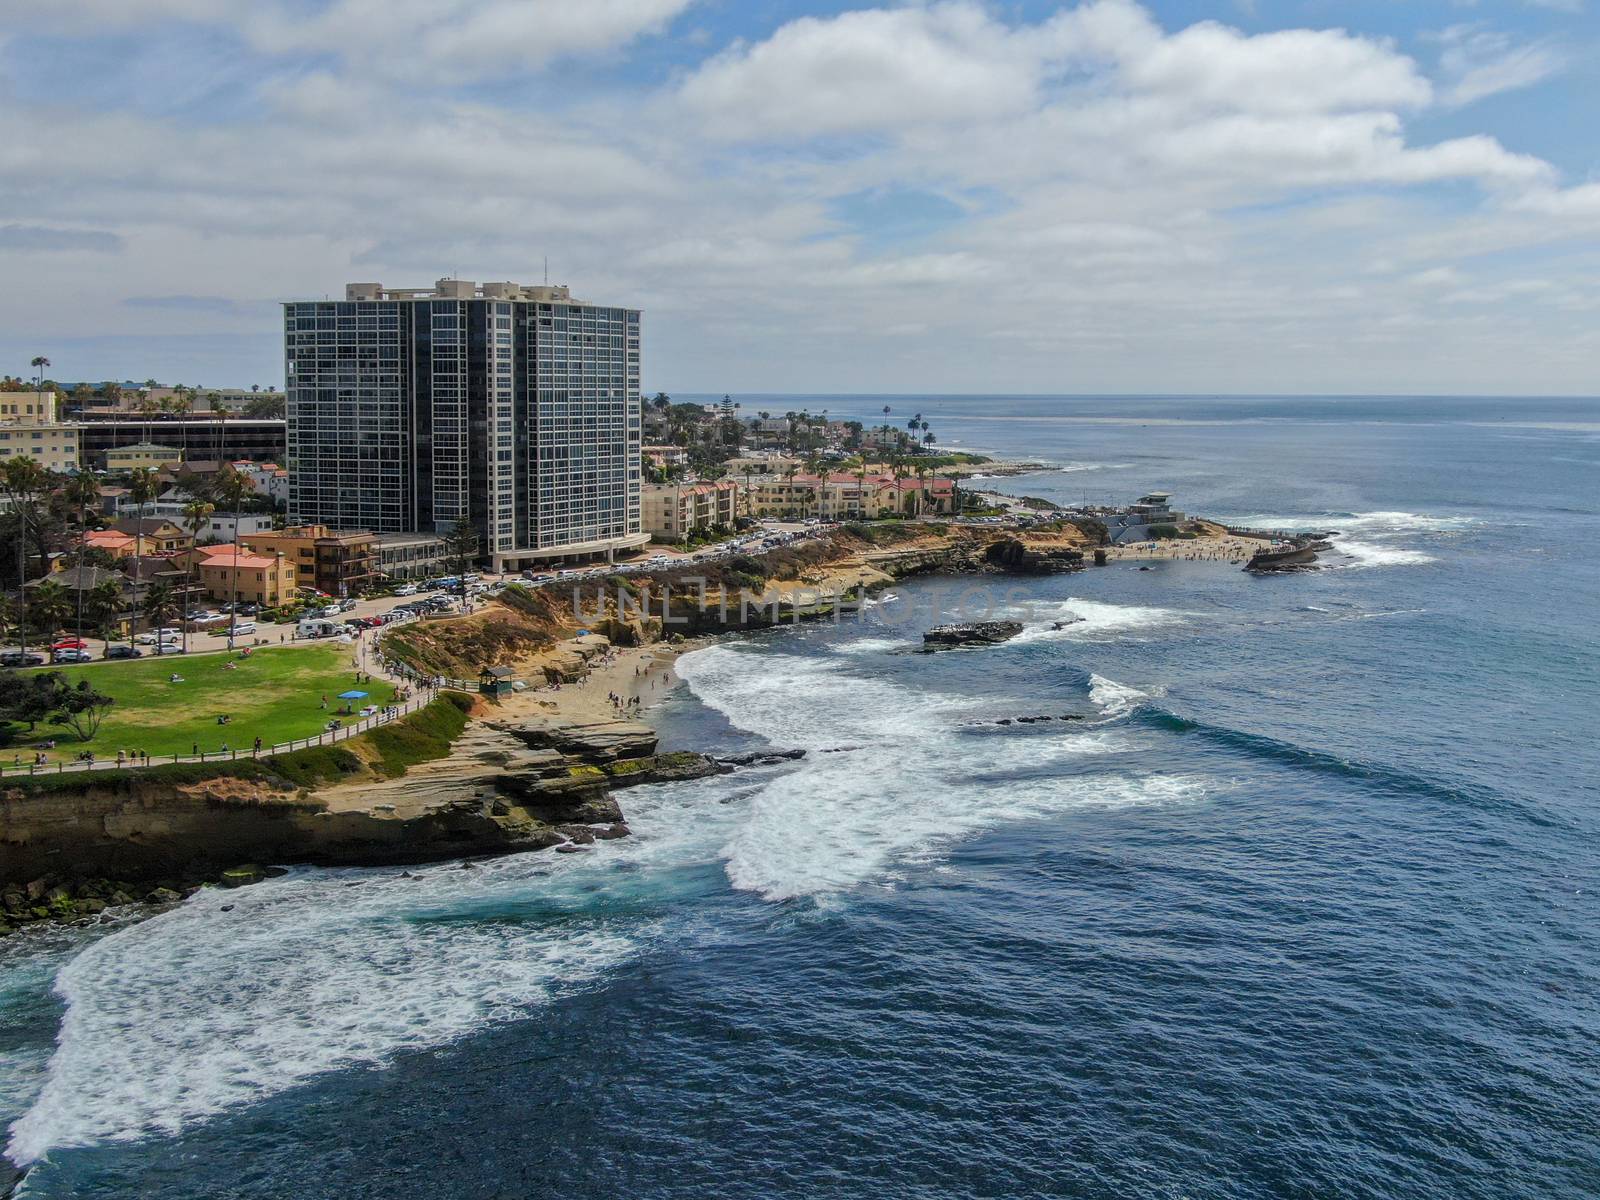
[283,278,646,571]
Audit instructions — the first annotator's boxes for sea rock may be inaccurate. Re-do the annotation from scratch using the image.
[982,538,1084,574]
[604,752,727,789]
[498,719,658,763]
[145,886,182,905]
[716,749,807,768]
[923,621,1024,649]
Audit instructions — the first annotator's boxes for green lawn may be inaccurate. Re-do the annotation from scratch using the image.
[3,645,397,765]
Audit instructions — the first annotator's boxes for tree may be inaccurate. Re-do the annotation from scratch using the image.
[445,519,479,593]
[87,579,124,640]
[2,456,51,658]
[137,394,162,444]
[125,467,159,649]
[60,467,103,640]
[208,465,252,642]
[0,671,64,733]
[803,454,827,519]
[181,498,215,650]
[27,580,71,640]
[48,677,115,742]
[244,393,285,419]
[142,581,178,633]
[170,387,193,463]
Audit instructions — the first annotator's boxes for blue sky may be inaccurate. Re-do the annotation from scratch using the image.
[0,0,1596,394]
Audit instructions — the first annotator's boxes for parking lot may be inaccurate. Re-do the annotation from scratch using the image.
[4,519,844,669]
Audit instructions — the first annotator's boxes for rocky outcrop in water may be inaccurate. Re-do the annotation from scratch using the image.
[923,620,1024,649]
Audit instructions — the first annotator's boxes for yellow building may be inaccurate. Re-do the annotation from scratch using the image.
[0,390,80,473]
[189,545,298,605]
[105,442,184,471]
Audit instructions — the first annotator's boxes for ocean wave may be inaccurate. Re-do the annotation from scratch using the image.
[1013,597,1189,643]
[676,644,1200,902]
[1330,540,1436,569]
[6,777,757,1165]
[1088,674,1153,716]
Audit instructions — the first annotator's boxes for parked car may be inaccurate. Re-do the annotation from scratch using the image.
[51,638,89,651]
[105,645,143,659]
[394,583,418,596]
[154,644,186,656]
[133,632,159,645]
[229,621,257,637]
[1,652,46,668]
[51,648,94,664]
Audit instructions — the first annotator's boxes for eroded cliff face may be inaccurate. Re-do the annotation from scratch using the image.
[0,715,732,933]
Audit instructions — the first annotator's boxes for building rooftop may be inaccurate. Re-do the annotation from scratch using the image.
[337,279,584,304]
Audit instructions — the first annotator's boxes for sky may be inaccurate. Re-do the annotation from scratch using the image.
[0,0,1596,396]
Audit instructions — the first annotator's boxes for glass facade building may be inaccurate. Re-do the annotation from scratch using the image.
[284,279,645,569]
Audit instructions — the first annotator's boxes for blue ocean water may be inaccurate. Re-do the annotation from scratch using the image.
[3,395,1599,1198]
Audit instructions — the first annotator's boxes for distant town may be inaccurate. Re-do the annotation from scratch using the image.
[0,277,1000,674]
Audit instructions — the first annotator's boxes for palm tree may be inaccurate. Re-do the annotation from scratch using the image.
[2,455,50,659]
[142,581,178,636]
[27,580,71,644]
[61,467,103,641]
[126,467,159,650]
[181,498,215,652]
[170,387,193,464]
[87,579,124,642]
[210,465,252,644]
[136,395,162,445]
[782,460,801,520]
[29,356,50,391]
[803,454,827,520]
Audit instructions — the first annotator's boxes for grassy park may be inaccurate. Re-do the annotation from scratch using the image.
[2,644,397,766]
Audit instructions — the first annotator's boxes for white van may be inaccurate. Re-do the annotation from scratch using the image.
[297,617,340,639]
[230,621,257,637]
[395,583,418,596]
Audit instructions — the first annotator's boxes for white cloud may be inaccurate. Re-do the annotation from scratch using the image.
[1,0,1597,394]
[247,0,695,75]
[1432,24,1565,107]
[679,4,1042,138]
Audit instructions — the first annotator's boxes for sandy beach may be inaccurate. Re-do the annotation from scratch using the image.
[495,635,713,725]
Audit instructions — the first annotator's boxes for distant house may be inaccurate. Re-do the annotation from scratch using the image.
[111,516,193,555]
[185,544,298,605]
[104,442,183,471]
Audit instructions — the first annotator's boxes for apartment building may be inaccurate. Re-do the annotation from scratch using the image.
[642,480,740,540]
[240,524,377,597]
[187,545,299,605]
[284,278,646,571]
[0,390,80,472]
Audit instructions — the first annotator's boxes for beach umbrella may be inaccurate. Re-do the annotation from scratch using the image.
[338,690,368,700]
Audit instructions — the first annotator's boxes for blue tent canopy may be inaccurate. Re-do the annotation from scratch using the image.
[337,690,369,700]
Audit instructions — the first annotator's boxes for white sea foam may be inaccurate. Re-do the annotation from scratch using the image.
[677,644,1199,902]
[1332,540,1436,568]
[13,637,1208,1162]
[1234,509,1464,569]
[1088,674,1151,716]
[7,780,752,1165]
[1012,597,1188,643]
[829,636,910,656]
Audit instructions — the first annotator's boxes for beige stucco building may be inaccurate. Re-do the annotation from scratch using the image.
[0,391,80,473]
[642,480,740,540]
